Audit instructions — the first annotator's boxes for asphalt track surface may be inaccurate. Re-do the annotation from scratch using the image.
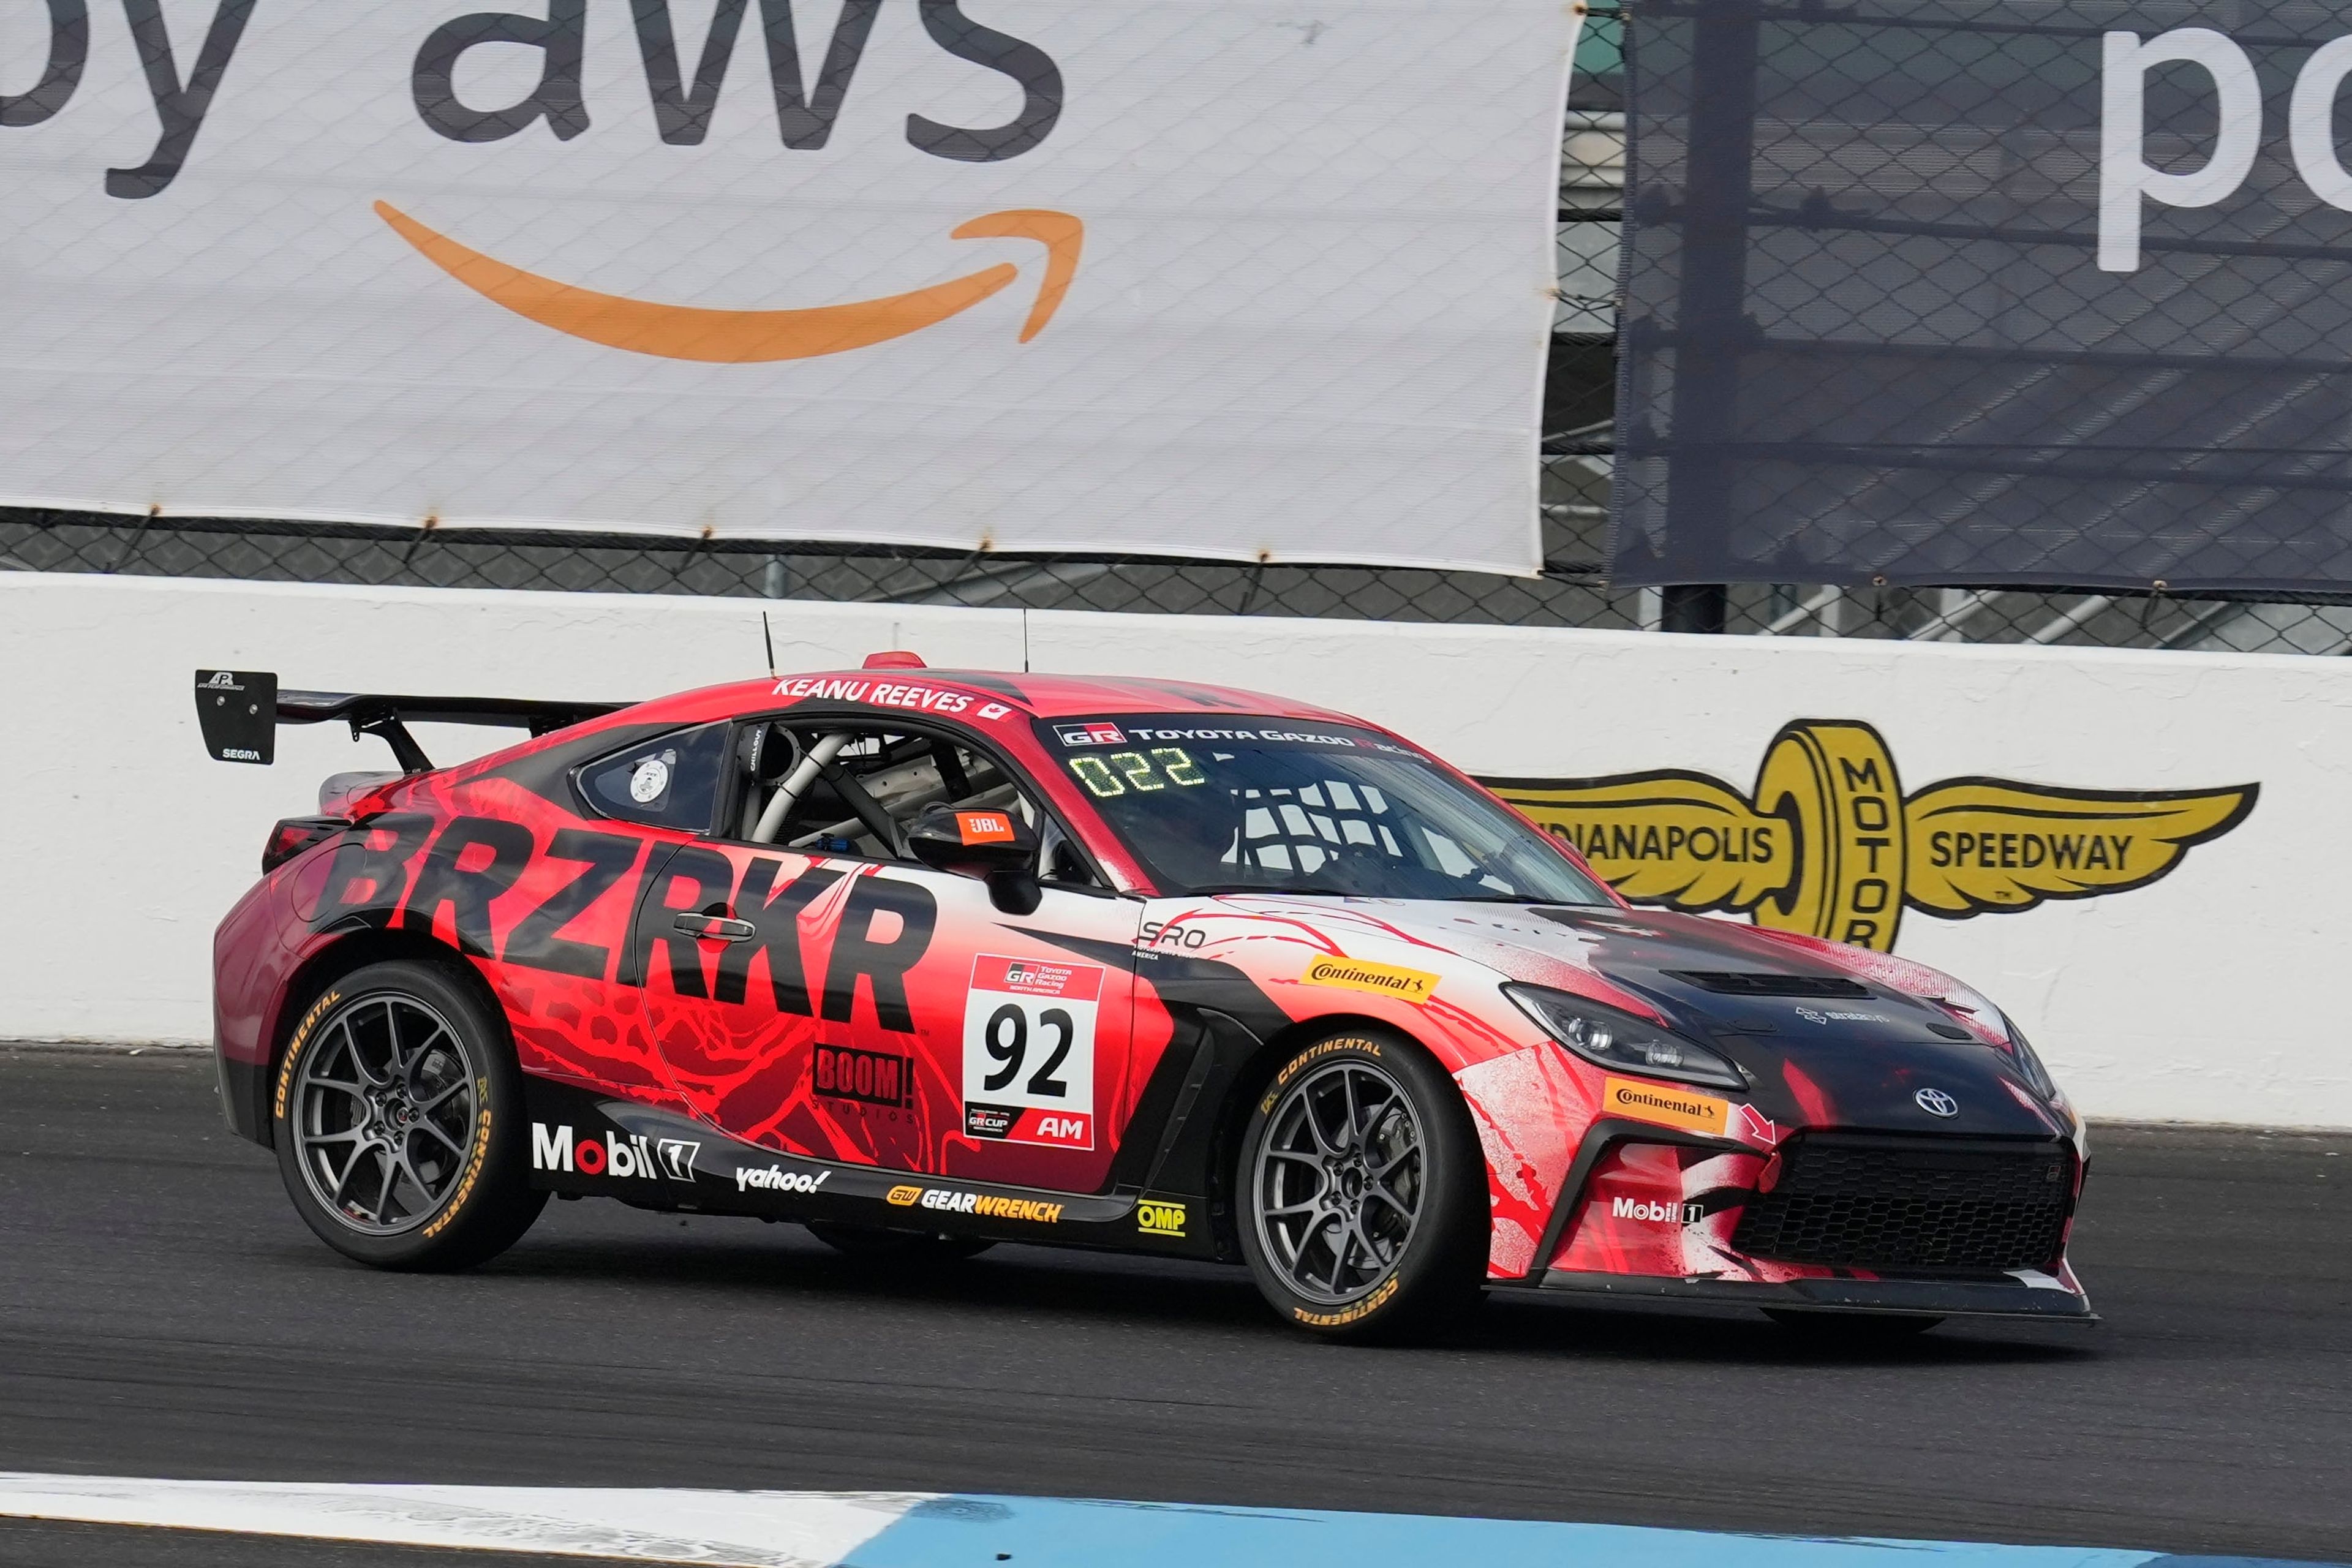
[1,1047,2347,1565]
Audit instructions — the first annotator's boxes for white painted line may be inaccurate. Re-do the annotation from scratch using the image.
[0,1474,931,1566]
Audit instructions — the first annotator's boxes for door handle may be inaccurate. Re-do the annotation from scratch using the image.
[674,913,755,943]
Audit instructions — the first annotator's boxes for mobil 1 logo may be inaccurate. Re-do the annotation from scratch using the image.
[961,954,1100,1150]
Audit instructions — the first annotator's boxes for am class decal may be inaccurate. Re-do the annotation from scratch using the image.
[1485,720,2255,953]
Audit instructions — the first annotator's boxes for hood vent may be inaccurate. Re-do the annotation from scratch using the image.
[1665,970,1872,998]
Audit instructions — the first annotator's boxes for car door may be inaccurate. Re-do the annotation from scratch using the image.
[630,716,1144,1193]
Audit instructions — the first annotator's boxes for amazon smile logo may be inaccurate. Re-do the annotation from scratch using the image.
[1483,720,2256,952]
[374,203,1082,362]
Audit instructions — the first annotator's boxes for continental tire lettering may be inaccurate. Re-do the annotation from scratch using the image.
[1293,1275,1399,1328]
[421,1094,492,1239]
[273,987,342,1123]
[1265,1038,1381,1111]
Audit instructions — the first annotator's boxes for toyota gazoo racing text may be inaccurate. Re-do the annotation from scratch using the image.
[197,658,2092,1339]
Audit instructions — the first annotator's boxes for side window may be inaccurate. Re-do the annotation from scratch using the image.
[576,723,729,831]
[728,722,1100,887]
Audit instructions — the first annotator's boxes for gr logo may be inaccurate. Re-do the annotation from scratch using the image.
[1487,721,2253,953]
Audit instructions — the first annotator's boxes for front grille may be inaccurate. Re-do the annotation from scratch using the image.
[1732,1134,2073,1273]
[1666,970,1871,998]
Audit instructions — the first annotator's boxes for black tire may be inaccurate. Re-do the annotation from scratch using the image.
[272,960,546,1272]
[1765,1309,1943,1340]
[804,1222,995,1262]
[1235,1030,1486,1343]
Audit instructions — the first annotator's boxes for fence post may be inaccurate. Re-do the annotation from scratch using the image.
[1656,0,1758,609]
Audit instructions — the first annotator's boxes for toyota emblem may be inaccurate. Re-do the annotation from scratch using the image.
[1915,1087,1959,1118]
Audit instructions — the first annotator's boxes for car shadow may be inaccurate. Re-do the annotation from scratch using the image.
[454,1222,2095,1365]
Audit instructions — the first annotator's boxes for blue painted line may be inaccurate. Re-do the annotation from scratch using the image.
[848,1497,2346,1568]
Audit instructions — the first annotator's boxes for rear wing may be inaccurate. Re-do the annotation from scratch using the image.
[194,670,625,772]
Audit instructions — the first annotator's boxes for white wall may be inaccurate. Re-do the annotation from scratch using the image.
[6,571,2343,1127]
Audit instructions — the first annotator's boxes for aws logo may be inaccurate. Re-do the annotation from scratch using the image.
[388,1,1080,361]
[2,0,1076,360]
[1485,721,2255,953]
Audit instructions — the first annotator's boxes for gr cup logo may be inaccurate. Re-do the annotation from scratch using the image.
[532,1123,699,1182]
[1487,720,2254,952]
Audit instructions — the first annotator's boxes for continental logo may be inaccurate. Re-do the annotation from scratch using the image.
[887,1185,1063,1224]
[1137,1200,1188,1238]
[421,1091,491,1240]
[377,203,1083,364]
[1293,1275,1399,1329]
[1485,720,2255,952]
[1262,1038,1381,1113]
[1602,1076,1732,1138]
[1298,956,1438,1005]
[273,987,342,1122]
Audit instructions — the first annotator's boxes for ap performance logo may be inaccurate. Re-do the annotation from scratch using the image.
[1485,720,2255,953]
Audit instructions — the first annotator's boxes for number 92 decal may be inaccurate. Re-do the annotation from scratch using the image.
[961,955,1104,1150]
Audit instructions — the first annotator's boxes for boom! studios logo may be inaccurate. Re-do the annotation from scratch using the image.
[1485,720,2254,953]
[0,1,1080,361]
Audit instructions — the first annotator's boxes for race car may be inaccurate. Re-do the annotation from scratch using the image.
[196,657,2092,1341]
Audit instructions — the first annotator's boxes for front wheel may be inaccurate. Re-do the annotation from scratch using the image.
[272,960,546,1271]
[1236,1031,1487,1342]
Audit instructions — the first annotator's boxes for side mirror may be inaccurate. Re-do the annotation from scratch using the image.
[906,804,1042,914]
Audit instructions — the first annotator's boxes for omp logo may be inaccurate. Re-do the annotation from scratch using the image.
[1298,956,1438,1005]
[375,203,1083,363]
[1137,1200,1186,1238]
[1486,720,2255,952]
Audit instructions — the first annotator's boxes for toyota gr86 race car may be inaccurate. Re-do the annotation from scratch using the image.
[196,657,2092,1340]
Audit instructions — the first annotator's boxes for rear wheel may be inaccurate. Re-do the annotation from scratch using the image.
[273,960,546,1271]
[1236,1031,1485,1342]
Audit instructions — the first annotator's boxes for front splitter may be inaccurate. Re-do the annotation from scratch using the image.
[1532,1267,2098,1321]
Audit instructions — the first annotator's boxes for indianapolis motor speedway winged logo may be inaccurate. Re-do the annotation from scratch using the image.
[1482,720,2256,953]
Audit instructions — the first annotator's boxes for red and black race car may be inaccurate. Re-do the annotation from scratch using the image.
[197,657,2092,1340]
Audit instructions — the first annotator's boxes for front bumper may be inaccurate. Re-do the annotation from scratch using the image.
[1531,1266,2097,1322]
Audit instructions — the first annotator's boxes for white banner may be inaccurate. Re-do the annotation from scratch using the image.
[0,0,1576,571]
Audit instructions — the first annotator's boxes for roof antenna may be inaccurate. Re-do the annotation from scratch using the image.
[761,611,778,679]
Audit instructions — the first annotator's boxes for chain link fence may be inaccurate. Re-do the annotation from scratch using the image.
[6,9,2351,655]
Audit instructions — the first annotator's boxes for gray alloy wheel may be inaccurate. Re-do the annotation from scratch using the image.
[1251,1058,1428,1306]
[289,992,482,1236]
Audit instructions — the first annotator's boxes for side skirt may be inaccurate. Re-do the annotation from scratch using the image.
[519,1075,1220,1259]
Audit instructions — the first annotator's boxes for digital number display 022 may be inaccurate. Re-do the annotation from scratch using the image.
[1066,747,1207,797]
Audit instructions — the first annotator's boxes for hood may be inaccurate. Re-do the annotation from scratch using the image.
[1265,898,2067,1140]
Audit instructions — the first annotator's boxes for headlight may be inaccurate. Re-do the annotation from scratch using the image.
[1503,984,1747,1091]
[1996,1010,2059,1100]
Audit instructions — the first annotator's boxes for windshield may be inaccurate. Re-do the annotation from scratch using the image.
[1039,717,1615,903]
